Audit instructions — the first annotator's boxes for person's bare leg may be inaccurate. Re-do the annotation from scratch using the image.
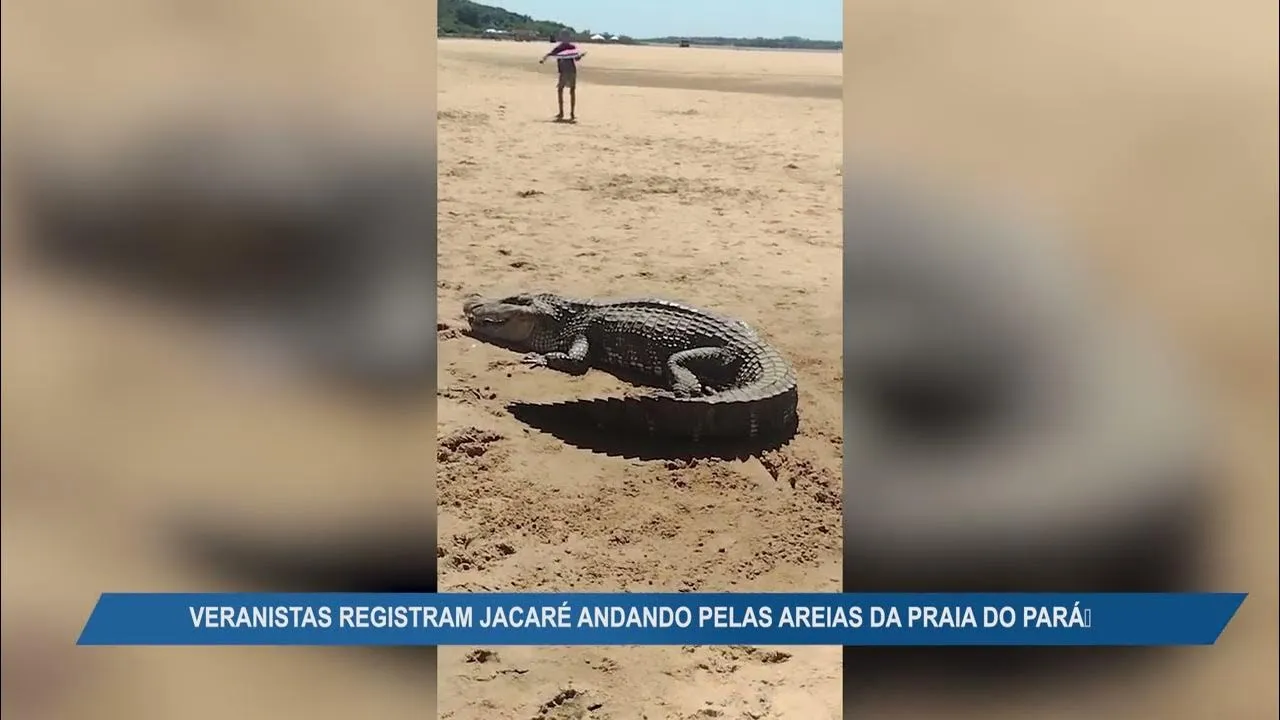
[569,86,576,121]
[556,86,565,120]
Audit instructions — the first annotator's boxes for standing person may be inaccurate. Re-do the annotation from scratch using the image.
[539,29,585,122]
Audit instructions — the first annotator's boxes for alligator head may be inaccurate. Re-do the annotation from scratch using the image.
[461,292,576,351]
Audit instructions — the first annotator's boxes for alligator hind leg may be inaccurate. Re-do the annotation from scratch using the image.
[522,335,591,375]
[668,347,733,397]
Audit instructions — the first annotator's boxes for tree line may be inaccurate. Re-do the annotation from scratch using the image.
[438,0,839,51]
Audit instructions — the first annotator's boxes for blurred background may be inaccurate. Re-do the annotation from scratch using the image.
[2,1,438,718]
[842,0,1276,717]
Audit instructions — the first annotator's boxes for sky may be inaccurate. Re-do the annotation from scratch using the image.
[494,0,842,42]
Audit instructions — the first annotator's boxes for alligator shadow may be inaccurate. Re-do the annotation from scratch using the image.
[507,400,798,461]
[464,330,800,460]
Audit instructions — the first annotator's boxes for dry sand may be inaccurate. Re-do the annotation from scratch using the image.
[434,39,844,719]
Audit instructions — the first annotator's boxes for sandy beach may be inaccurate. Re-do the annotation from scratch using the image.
[435,39,844,718]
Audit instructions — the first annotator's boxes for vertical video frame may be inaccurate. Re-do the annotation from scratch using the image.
[435,7,845,718]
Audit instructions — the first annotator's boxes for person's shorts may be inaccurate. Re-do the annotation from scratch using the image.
[557,70,577,90]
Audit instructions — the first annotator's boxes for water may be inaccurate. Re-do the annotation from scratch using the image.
[644,43,841,54]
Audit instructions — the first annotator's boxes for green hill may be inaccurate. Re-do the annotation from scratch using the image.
[438,0,573,38]
[437,0,840,50]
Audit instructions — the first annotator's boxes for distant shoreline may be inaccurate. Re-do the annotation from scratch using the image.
[642,42,841,54]
[438,36,841,54]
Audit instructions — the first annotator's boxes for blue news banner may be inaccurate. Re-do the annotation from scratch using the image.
[77,593,1245,647]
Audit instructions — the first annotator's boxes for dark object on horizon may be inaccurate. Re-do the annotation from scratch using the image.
[679,39,691,48]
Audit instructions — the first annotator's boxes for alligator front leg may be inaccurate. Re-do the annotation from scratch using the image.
[521,335,591,375]
[667,347,732,397]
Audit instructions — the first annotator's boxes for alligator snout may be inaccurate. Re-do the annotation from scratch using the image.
[461,295,486,319]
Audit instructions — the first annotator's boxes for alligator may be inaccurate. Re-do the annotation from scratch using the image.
[461,292,799,442]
